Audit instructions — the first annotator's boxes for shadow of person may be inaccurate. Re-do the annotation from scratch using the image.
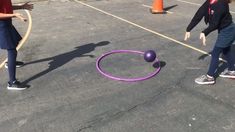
[198,52,211,60]
[22,41,110,86]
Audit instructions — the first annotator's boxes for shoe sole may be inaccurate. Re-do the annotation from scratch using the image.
[4,64,24,69]
[219,75,235,79]
[7,87,27,91]
[195,80,215,85]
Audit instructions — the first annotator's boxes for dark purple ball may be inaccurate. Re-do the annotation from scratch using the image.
[144,50,156,62]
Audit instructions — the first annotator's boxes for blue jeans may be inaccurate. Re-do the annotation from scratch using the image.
[7,49,17,83]
[215,23,235,48]
[207,46,235,77]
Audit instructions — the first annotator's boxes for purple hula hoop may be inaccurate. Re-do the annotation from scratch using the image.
[96,50,161,82]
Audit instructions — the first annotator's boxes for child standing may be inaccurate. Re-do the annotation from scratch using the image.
[0,1,33,90]
[184,0,235,85]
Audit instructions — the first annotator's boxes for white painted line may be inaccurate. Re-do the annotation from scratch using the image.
[74,0,226,62]
[176,0,201,6]
[142,4,173,14]
[176,0,235,14]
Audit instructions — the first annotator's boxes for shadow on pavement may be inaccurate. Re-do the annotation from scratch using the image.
[164,4,178,11]
[153,61,166,69]
[22,41,110,86]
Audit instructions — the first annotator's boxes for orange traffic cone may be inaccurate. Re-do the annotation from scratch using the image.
[151,0,166,14]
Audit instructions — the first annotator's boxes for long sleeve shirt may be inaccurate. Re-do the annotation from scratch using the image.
[186,0,233,36]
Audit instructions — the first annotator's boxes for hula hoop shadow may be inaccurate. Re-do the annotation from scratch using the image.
[96,50,161,82]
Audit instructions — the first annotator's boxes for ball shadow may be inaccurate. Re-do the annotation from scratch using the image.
[152,61,166,69]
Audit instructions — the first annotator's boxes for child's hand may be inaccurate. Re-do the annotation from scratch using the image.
[200,33,206,46]
[184,32,190,41]
[14,13,27,22]
[22,2,34,11]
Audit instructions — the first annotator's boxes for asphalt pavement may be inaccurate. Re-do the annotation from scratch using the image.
[0,0,235,132]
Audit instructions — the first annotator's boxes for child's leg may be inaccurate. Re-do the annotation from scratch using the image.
[7,49,17,83]
[223,46,235,71]
[207,46,223,77]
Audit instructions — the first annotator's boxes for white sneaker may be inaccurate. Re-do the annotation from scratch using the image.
[219,69,235,79]
[195,75,215,85]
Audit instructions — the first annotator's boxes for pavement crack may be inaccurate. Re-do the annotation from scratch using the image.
[175,70,235,111]
[77,125,93,132]
[77,85,176,132]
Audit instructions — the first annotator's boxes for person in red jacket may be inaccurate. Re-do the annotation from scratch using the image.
[184,0,235,85]
[0,1,33,90]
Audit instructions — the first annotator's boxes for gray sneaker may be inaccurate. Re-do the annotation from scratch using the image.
[195,75,215,85]
[219,69,235,79]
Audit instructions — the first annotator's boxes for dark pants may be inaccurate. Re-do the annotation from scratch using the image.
[207,46,235,77]
[7,49,17,83]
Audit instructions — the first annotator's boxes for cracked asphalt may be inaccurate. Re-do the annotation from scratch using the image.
[0,0,235,132]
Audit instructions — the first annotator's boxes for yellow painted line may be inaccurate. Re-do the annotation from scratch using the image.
[74,1,210,54]
[142,4,173,14]
[75,0,226,62]
[176,0,235,14]
[0,10,32,69]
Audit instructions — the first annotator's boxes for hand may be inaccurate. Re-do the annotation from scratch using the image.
[22,2,34,11]
[200,33,206,46]
[14,13,27,22]
[184,32,190,41]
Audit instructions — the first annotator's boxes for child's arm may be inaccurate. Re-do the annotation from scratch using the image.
[0,13,26,22]
[186,1,207,32]
[13,2,33,11]
[0,13,14,19]
[184,1,207,41]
